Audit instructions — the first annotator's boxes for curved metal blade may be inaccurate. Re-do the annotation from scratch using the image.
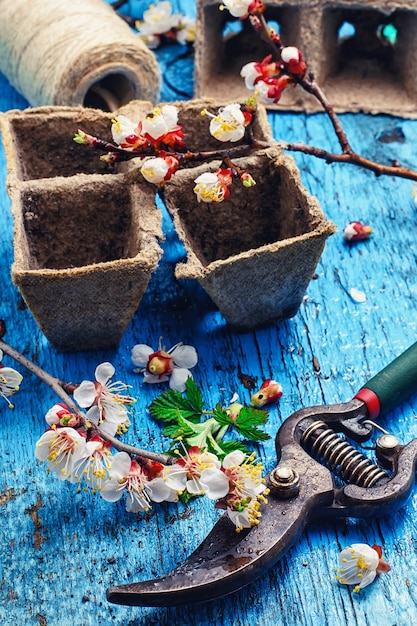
[107,462,334,607]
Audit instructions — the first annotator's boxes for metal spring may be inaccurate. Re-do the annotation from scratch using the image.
[300,420,389,488]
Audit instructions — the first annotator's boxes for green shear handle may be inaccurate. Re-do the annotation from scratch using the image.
[355,341,417,419]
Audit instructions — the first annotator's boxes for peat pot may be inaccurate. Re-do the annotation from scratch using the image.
[194,0,417,118]
[1,104,163,351]
[164,147,336,329]
[0,98,273,349]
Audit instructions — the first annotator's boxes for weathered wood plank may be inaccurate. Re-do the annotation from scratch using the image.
[1,2,417,624]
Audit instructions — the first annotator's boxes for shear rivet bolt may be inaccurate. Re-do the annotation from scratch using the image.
[269,466,300,498]
[274,466,294,482]
[376,434,399,452]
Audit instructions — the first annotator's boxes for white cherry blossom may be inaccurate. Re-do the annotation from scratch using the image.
[254,79,277,104]
[100,451,186,512]
[176,16,196,45]
[68,436,113,491]
[222,0,253,18]
[193,171,232,204]
[45,403,81,428]
[0,349,23,409]
[131,341,198,392]
[35,427,87,481]
[73,362,134,437]
[176,446,229,499]
[136,1,181,38]
[221,450,268,530]
[141,105,179,140]
[140,157,170,184]
[281,46,301,64]
[240,62,261,90]
[335,543,391,592]
[208,103,246,142]
[111,115,139,147]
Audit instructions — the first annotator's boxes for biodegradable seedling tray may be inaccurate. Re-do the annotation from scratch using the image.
[194,0,417,117]
[164,147,336,329]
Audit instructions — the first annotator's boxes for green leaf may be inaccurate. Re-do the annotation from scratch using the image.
[161,424,185,438]
[184,377,204,413]
[179,491,200,505]
[149,387,202,423]
[212,404,270,442]
[234,406,270,441]
[161,411,199,440]
[212,404,235,426]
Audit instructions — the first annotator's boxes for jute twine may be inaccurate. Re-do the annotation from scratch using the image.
[0,0,161,110]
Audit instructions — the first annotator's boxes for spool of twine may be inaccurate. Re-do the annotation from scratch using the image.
[0,0,161,111]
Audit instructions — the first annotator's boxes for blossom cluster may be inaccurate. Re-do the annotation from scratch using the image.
[35,389,268,529]
[29,353,270,530]
[76,101,257,204]
[241,48,307,105]
[108,103,185,185]
[135,1,195,49]
[219,1,307,104]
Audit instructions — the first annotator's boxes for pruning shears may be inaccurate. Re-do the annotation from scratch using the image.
[107,342,417,607]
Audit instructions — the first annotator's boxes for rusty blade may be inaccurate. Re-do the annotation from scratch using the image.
[107,466,334,607]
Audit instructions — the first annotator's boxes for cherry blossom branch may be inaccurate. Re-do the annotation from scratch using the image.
[103,2,417,185]
[279,140,417,181]
[78,133,268,165]
[0,332,172,465]
[298,73,353,155]
[245,9,417,182]
[253,12,353,155]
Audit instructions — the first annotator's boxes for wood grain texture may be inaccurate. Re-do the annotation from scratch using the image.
[1,2,417,624]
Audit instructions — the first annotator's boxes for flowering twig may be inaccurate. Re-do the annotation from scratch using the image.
[280,71,417,180]
[279,139,417,182]
[232,1,417,183]
[0,321,271,527]
[298,74,353,154]
[0,332,172,464]
[75,101,265,201]
[111,1,196,49]
[97,2,417,186]
[76,131,268,165]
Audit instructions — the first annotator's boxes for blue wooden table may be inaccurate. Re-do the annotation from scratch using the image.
[1,2,417,625]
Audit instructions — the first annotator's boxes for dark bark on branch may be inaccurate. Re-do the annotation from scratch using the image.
[280,141,417,181]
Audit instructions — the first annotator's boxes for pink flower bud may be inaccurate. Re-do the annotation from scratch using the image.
[280,46,307,78]
[343,221,373,242]
[251,379,283,407]
[241,172,256,188]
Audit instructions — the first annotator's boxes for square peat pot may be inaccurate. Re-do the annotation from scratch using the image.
[1,103,163,351]
[9,174,162,351]
[0,102,153,181]
[164,148,336,330]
